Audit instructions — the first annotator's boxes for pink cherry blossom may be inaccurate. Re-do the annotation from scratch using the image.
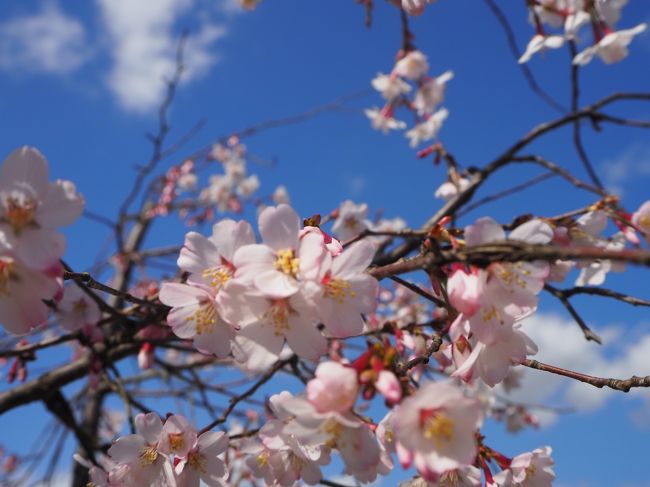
[365,107,407,134]
[573,24,647,65]
[391,382,481,480]
[492,446,555,486]
[372,73,412,101]
[57,284,101,332]
[632,200,650,243]
[177,219,255,294]
[218,282,326,370]
[306,361,359,413]
[518,35,565,64]
[413,71,453,116]
[176,431,228,487]
[233,204,327,298]
[0,255,61,335]
[305,240,379,337]
[158,415,197,459]
[159,283,234,358]
[331,200,371,242]
[0,147,84,271]
[393,50,429,80]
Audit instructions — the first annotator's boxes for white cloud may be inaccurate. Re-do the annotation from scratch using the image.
[0,1,88,75]
[499,313,650,425]
[97,0,226,113]
[601,143,650,196]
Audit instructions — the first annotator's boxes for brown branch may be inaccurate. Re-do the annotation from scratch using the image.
[370,242,650,280]
[544,284,602,344]
[483,0,566,113]
[569,40,604,189]
[523,359,650,392]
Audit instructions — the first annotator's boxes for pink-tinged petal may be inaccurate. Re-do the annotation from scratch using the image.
[14,228,66,271]
[36,180,84,228]
[509,219,553,244]
[253,269,298,298]
[178,232,220,275]
[0,147,49,197]
[108,434,146,463]
[233,323,283,371]
[0,293,50,335]
[135,412,163,444]
[349,274,379,313]
[465,217,505,246]
[375,370,402,405]
[298,231,327,281]
[168,305,201,338]
[319,299,365,337]
[216,282,264,327]
[232,244,275,284]
[332,240,376,277]
[211,219,255,261]
[285,319,327,362]
[451,343,481,382]
[197,431,228,456]
[200,455,227,486]
[193,317,232,358]
[258,204,300,251]
[159,283,207,307]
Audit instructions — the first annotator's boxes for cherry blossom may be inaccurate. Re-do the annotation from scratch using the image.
[392,382,481,480]
[304,240,379,337]
[394,50,429,80]
[372,73,412,101]
[365,107,407,134]
[159,283,234,358]
[406,108,449,148]
[331,200,372,242]
[306,361,359,413]
[56,284,101,332]
[413,71,453,116]
[233,204,327,298]
[573,23,647,65]
[492,446,555,486]
[0,147,84,271]
[175,431,229,487]
[518,34,565,64]
[0,255,61,335]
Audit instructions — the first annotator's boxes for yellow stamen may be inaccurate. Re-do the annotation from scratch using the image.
[201,266,232,291]
[422,411,455,447]
[188,452,207,473]
[186,300,218,335]
[324,278,356,304]
[4,197,36,234]
[139,446,158,466]
[168,433,185,452]
[274,248,299,277]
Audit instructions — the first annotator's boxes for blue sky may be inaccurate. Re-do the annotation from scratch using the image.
[0,0,650,485]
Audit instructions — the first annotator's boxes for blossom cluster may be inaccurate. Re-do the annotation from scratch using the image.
[159,203,379,370]
[519,0,646,65]
[365,49,453,147]
[0,147,84,335]
[89,413,228,487]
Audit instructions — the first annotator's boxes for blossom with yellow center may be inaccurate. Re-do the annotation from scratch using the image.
[265,299,293,336]
[139,446,158,466]
[187,452,207,474]
[0,259,15,296]
[201,266,232,291]
[167,432,186,453]
[4,197,37,234]
[187,300,218,335]
[274,248,299,277]
[324,278,356,304]
[420,408,455,448]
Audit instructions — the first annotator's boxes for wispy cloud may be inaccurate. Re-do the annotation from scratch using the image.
[0,1,89,75]
[499,313,650,426]
[0,0,227,114]
[97,0,226,113]
[600,143,650,197]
